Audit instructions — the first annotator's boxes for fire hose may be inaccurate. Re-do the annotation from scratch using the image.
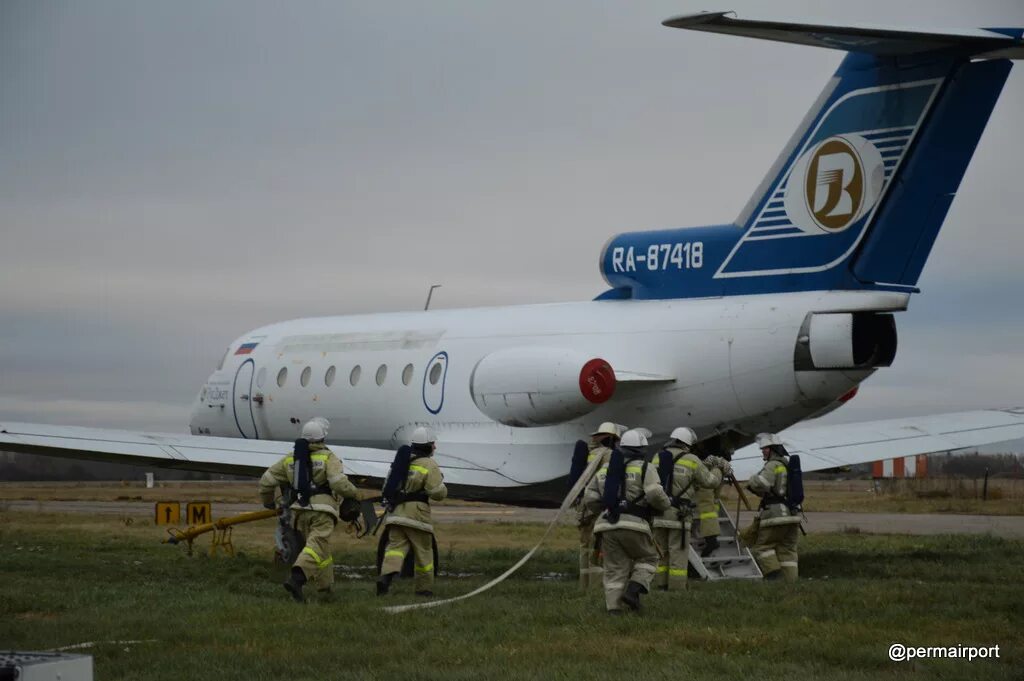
[384,452,605,614]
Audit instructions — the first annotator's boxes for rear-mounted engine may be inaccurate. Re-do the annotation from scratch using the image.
[470,348,616,427]
[794,312,897,370]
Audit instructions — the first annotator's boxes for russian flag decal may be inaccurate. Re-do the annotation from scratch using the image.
[235,342,259,355]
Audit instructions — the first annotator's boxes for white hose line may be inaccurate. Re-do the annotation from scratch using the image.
[384,453,603,614]
[52,640,157,651]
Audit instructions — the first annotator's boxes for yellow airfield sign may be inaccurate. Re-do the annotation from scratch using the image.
[186,502,212,525]
[155,502,181,525]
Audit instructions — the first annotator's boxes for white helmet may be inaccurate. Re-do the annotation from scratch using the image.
[590,422,620,438]
[301,419,328,442]
[411,426,437,446]
[668,427,698,447]
[756,432,783,448]
[619,429,649,448]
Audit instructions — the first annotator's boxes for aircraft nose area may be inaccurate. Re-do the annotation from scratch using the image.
[188,375,226,436]
[187,383,207,435]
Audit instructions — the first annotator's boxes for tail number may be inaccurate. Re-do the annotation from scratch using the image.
[612,242,703,273]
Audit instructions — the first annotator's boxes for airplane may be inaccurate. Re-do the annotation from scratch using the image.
[4,12,1024,506]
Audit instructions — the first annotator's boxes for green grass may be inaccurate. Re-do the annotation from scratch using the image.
[1,512,1022,680]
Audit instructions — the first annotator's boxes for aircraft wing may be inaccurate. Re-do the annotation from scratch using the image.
[0,422,515,490]
[6,408,1024,500]
[730,408,1024,480]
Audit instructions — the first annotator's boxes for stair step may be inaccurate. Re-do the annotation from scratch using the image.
[700,552,757,561]
[687,500,763,581]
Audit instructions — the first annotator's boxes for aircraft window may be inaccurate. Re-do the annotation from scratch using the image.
[256,367,267,389]
[277,367,288,387]
[325,365,336,387]
[376,364,387,386]
[402,363,414,386]
[429,362,442,385]
[300,366,311,387]
[350,365,362,386]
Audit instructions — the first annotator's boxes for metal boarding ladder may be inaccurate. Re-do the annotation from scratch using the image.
[688,500,763,580]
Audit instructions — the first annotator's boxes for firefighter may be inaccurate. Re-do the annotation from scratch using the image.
[258,417,360,602]
[574,422,620,589]
[746,432,801,581]
[651,427,729,590]
[584,429,671,614]
[694,444,729,556]
[376,426,447,597]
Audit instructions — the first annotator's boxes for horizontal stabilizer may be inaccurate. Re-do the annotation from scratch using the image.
[663,12,1024,58]
[730,408,1024,480]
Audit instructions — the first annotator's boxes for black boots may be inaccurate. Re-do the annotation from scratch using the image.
[764,569,784,581]
[700,536,720,557]
[376,572,396,596]
[377,572,429,596]
[620,580,647,611]
[283,567,307,603]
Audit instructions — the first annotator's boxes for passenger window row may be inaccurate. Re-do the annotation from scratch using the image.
[256,362,436,390]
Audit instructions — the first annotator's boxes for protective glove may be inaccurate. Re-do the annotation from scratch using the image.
[339,497,362,523]
[705,456,732,477]
[263,501,276,510]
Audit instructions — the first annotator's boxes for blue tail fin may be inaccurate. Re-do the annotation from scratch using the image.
[665,14,1024,291]
[719,51,1012,289]
[598,16,1022,301]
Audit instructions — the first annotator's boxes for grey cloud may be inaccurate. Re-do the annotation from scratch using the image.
[2,0,1023,436]
[0,395,188,432]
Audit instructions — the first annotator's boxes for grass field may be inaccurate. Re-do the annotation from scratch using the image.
[1,510,1022,680]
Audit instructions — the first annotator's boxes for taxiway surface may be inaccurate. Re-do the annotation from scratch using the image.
[6,500,1023,537]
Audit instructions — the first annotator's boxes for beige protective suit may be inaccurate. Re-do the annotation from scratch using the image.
[651,447,723,589]
[746,452,801,581]
[258,442,359,590]
[380,455,447,592]
[575,443,613,589]
[695,484,722,540]
[584,452,671,612]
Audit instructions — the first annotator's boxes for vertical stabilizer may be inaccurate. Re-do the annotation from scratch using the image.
[662,13,1022,293]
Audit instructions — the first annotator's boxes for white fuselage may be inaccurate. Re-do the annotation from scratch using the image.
[188,289,907,499]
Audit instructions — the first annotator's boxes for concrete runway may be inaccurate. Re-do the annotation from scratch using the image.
[5,500,1024,537]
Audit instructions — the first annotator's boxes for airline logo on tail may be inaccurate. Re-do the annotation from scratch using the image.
[786,134,885,235]
[715,78,943,278]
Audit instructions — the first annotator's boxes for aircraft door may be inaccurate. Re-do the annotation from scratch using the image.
[232,359,259,439]
[422,351,449,414]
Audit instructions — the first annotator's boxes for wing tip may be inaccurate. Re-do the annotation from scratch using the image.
[662,10,733,29]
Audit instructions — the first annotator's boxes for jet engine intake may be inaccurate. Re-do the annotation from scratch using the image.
[795,312,897,370]
[470,348,616,427]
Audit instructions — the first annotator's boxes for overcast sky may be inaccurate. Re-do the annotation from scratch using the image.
[2,0,1023,440]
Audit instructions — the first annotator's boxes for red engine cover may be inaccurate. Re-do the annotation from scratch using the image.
[579,358,616,404]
